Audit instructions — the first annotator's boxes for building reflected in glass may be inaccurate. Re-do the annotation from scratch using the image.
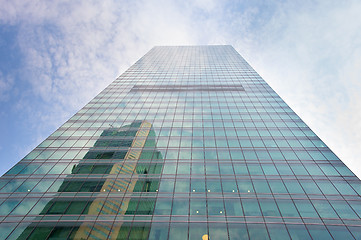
[14,120,162,239]
[0,46,360,239]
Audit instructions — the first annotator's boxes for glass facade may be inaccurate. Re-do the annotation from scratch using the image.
[0,45,360,239]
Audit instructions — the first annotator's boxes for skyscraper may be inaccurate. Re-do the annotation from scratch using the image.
[0,45,360,239]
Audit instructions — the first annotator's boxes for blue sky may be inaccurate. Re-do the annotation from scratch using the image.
[1,0,361,177]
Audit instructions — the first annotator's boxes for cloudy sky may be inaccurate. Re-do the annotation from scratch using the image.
[0,0,361,177]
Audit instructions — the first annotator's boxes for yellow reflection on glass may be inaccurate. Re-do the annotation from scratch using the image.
[202,234,209,240]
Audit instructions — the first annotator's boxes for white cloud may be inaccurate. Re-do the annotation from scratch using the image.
[0,72,14,101]
[243,0,361,177]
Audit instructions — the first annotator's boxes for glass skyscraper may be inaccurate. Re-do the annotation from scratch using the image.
[0,45,360,239]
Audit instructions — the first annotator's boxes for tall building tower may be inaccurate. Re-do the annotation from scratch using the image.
[0,46,360,239]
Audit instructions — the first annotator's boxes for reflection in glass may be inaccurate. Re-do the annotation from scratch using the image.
[16,120,163,239]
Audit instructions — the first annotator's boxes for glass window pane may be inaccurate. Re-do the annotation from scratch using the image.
[242,199,261,216]
[307,225,332,240]
[294,200,318,218]
[327,225,354,240]
[168,223,188,240]
[189,223,207,240]
[286,224,311,240]
[312,200,338,219]
[247,224,269,240]
[209,223,228,240]
[259,199,280,216]
[228,223,248,240]
[267,224,290,240]
[172,199,189,215]
[277,199,299,217]
[190,198,206,216]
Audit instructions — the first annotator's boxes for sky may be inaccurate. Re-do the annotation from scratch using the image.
[0,0,361,178]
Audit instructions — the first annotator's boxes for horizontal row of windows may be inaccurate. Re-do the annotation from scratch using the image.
[79,106,292,114]
[87,97,286,105]
[1,174,359,196]
[91,94,284,101]
[88,95,284,102]
[62,120,308,129]
[70,112,301,120]
[77,108,295,116]
[84,101,289,110]
[92,91,281,98]
[50,129,315,140]
[1,195,360,222]
[37,139,328,151]
[22,147,338,162]
[5,221,359,240]
[5,159,353,176]
[68,115,302,124]
[4,160,351,176]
